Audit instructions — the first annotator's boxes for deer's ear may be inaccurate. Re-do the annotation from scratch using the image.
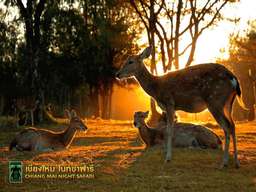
[71,109,77,118]
[139,46,152,60]
[64,109,71,119]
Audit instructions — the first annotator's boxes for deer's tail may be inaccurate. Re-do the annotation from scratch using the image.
[233,77,248,111]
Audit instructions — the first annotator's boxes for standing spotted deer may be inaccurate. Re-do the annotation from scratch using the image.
[116,46,247,168]
[9,110,88,151]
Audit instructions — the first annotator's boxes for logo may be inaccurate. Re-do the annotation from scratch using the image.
[9,161,22,183]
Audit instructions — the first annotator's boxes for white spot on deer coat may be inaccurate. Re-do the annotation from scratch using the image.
[230,78,237,88]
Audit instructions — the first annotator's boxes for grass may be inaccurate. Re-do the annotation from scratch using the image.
[0,118,256,191]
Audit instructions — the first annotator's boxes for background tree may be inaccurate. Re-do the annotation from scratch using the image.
[0,8,19,115]
[130,0,235,71]
[218,21,256,121]
[1,0,138,120]
[81,0,138,118]
[4,0,51,122]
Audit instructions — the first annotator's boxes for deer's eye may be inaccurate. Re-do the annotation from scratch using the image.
[128,60,133,65]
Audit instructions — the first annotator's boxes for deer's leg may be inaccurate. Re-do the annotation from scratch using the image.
[223,129,230,167]
[230,125,239,168]
[165,106,175,162]
[207,106,232,167]
[224,93,240,168]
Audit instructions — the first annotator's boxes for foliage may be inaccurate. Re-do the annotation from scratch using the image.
[0,0,138,118]
[130,0,236,71]
[0,10,19,95]
[224,21,256,71]
[218,20,256,121]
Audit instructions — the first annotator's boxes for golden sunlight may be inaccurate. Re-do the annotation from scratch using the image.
[186,0,256,65]
[138,0,256,72]
[111,84,150,120]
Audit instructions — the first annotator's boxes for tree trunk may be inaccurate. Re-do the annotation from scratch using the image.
[0,95,4,116]
[101,83,112,119]
[90,86,100,118]
[108,84,113,119]
[174,0,183,69]
[15,0,47,123]
[248,80,256,121]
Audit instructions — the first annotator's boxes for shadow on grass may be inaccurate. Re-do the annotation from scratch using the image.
[115,147,256,192]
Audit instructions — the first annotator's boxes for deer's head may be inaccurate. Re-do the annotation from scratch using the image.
[65,109,88,131]
[133,111,149,128]
[116,46,152,79]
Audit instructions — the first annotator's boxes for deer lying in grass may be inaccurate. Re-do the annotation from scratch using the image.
[133,111,165,148]
[133,111,222,149]
[117,46,247,168]
[9,110,87,151]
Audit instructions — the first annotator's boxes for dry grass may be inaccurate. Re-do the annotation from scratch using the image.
[0,119,256,191]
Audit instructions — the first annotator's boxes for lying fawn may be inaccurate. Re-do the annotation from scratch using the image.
[133,111,164,148]
[9,110,88,151]
[134,111,222,149]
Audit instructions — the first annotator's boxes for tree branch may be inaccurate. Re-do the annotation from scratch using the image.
[179,42,193,56]
[34,0,47,44]
[130,0,149,32]
[155,0,164,16]
[139,0,149,20]
[15,0,27,18]
[198,0,228,36]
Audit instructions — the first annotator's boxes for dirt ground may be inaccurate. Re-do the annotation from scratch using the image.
[0,119,256,192]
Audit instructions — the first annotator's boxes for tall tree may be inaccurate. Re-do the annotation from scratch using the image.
[218,21,256,121]
[0,9,19,115]
[2,0,139,119]
[82,0,137,118]
[130,0,235,71]
[5,0,50,121]
[130,0,163,74]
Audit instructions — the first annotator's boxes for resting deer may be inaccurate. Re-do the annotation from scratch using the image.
[116,46,247,168]
[133,111,165,148]
[9,110,88,151]
[134,111,222,149]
